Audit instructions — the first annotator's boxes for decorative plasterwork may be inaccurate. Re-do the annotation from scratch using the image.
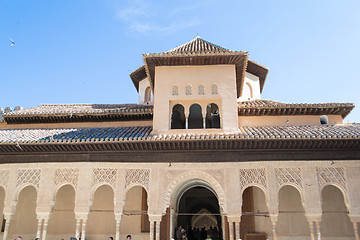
[239,168,267,191]
[16,169,41,188]
[125,169,150,190]
[55,168,79,187]
[0,170,9,188]
[275,167,303,189]
[92,168,117,188]
[316,167,347,191]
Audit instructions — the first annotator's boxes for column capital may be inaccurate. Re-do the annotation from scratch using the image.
[227,215,241,223]
[36,212,51,220]
[349,215,360,223]
[75,213,88,220]
[305,213,322,222]
[115,213,123,221]
[148,214,162,222]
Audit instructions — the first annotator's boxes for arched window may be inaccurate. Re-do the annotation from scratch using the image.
[185,85,192,95]
[211,84,218,94]
[171,104,185,129]
[198,85,205,95]
[243,83,253,99]
[320,115,328,125]
[172,85,179,95]
[206,103,220,128]
[188,104,203,129]
[144,87,151,103]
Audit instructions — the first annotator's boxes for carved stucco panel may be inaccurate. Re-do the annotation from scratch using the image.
[0,170,9,188]
[16,169,41,188]
[316,167,347,192]
[239,168,267,191]
[55,168,79,187]
[125,169,150,190]
[275,167,303,190]
[92,168,117,188]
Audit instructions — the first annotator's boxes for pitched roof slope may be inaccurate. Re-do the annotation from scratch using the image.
[166,36,231,53]
[3,104,153,124]
[0,124,359,144]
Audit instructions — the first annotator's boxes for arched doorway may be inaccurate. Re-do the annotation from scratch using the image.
[47,185,76,239]
[320,185,354,238]
[121,186,149,240]
[86,185,116,239]
[240,186,271,239]
[277,185,309,238]
[9,186,38,239]
[175,185,222,240]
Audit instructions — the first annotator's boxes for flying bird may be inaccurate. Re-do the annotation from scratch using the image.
[10,37,15,46]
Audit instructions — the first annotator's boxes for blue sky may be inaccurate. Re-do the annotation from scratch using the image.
[1,0,360,122]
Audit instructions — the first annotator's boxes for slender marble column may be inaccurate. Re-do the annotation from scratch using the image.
[75,219,81,240]
[271,222,277,240]
[315,221,321,240]
[115,220,121,240]
[169,209,175,240]
[202,115,206,129]
[2,215,12,240]
[221,214,226,240]
[155,220,161,240]
[81,219,87,240]
[185,116,189,129]
[41,218,49,240]
[235,221,240,240]
[149,221,155,240]
[228,222,234,240]
[353,222,359,240]
[309,221,315,240]
[36,218,43,239]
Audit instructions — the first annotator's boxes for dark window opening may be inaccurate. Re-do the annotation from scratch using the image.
[206,103,220,128]
[188,104,203,129]
[320,115,328,125]
[171,104,186,129]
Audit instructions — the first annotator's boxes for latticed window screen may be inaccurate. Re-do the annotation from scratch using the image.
[211,84,218,94]
[172,85,179,95]
[198,85,205,95]
[185,85,192,95]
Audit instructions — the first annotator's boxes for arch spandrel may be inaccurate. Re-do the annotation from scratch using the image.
[162,170,226,215]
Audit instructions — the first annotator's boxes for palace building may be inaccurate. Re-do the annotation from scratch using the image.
[0,37,360,240]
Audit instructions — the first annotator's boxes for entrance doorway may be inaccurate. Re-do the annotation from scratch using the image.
[176,186,222,240]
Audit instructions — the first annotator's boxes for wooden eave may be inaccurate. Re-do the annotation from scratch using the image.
[238,103,354,119]
[0,138,359,157]
[143,52,248,98]
[130,65,147,92]
[246,60,269,93]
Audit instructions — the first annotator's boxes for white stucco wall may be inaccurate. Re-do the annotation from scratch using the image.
[153,65,239,133]
[238,72,261,101]
[138,78,153,105]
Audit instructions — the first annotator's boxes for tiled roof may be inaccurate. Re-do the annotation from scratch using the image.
[0,124,359,144]
[166,36,231,54]
[2,104,153,124]
[3,104,152,117]
[238,100,354,118]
